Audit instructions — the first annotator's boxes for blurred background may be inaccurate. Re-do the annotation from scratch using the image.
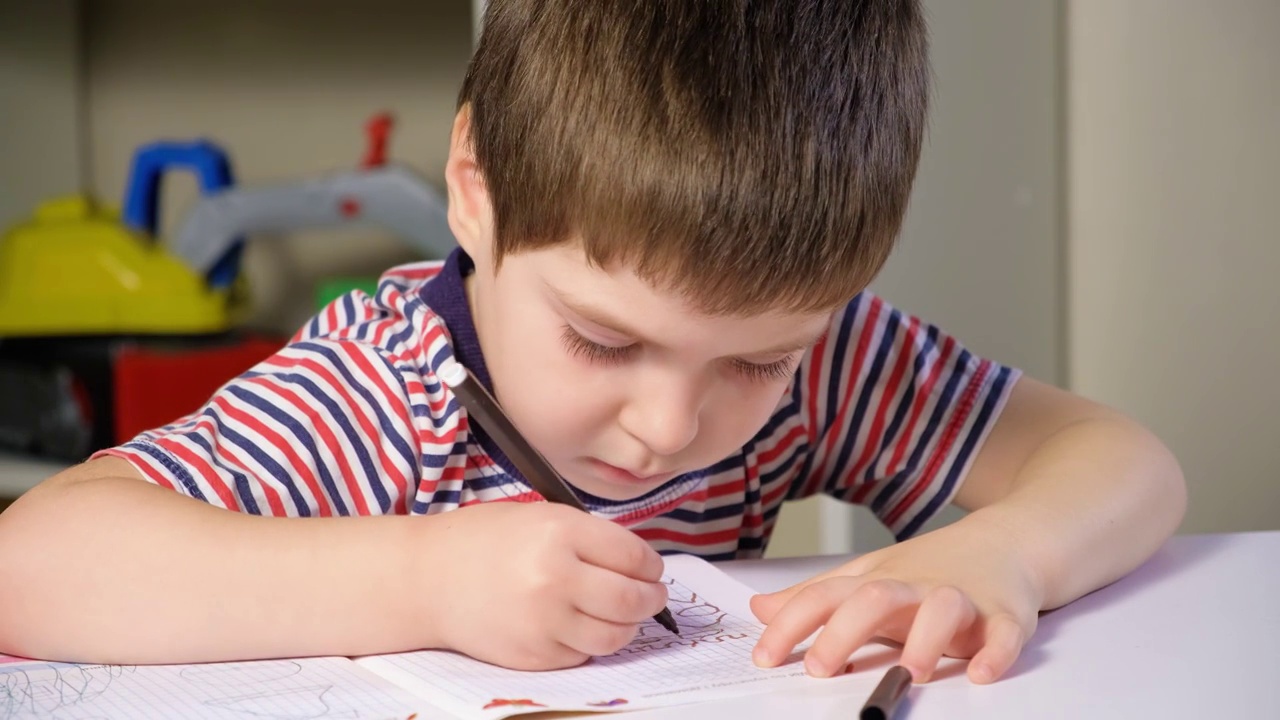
[0,0,1276,555]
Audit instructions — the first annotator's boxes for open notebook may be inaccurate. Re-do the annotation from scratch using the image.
[0,555,866,719]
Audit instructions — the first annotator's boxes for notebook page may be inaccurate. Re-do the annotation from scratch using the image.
[357,553,841,719]
[0,656,425,719]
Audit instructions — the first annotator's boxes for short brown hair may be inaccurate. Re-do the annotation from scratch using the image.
[460,0,929,315]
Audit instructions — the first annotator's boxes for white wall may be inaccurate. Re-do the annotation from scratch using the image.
[1067,0,1280,534]
[0,0,82,231]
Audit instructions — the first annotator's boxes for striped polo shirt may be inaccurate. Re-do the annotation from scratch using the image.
[101,249,1018,560]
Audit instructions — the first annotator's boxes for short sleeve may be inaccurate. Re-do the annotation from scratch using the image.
[94,285,445,518]
[791,292,1019,539]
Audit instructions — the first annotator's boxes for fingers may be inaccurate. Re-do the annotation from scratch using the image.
[799,579,920,677]
[753,576,911,674]
[572,563,669,624]
[967,613,1027,684]
[571,515,665,582]
[559,613,641,658]
[898,586,977,682]
[505,642,591,671]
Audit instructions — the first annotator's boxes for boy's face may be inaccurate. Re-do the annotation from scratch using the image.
[446,110,833,501]
[462,241,831,501]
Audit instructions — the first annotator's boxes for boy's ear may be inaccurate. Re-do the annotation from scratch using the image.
[444,106,493,262]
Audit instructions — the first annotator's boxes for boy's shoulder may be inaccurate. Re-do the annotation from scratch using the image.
[283,258,467,417]
[293,259,451,347]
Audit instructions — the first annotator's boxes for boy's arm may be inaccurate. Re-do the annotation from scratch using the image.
[0,457,669,667]
[949,376,1186,610]
[751,376,1185,683]
[0,457,437,663]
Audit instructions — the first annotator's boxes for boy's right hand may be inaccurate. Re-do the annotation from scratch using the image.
[420,502,669,670]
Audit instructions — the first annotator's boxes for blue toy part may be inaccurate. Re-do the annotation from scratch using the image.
[121,140,243,289]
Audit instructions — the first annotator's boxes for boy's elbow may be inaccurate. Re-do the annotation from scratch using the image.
[1133,420,1188,538]
[1161,448,1188,536]
[0,460,143,658]
[0,482,60,657]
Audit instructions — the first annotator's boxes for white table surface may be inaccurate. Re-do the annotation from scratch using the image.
[622,531,1280,719]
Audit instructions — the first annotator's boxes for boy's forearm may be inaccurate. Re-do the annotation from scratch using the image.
[0,464,439,664]
[962,415,1187,611]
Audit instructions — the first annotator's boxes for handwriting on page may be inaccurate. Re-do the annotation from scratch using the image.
[0,658,421,720]
[363,574,809,717]
[619,577,751,654]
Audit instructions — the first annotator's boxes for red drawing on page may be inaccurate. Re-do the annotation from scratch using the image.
[483,698,547,710]
[587,698,629,707]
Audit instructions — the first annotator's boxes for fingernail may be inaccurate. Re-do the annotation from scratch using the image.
[753,647,775,667]
[804,656,829,677]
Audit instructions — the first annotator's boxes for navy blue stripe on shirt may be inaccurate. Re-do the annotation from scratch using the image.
[225,384,352,516]
[188,430,263,515]
[268,368,394,513]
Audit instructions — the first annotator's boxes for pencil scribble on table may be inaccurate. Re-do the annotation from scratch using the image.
[0,660,390,720]
[0,662,133,720]
[181,660,370,719]
[180,661,305,685]
[201,683,349,720]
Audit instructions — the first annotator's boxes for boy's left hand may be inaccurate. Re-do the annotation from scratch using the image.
[749,518,1042,684]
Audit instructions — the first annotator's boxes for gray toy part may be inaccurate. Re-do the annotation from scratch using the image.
[172,166,456,275]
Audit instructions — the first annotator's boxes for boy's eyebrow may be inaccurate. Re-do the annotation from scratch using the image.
[549,286,827,356]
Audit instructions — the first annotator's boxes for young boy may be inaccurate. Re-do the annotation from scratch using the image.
[0,0,1184,686]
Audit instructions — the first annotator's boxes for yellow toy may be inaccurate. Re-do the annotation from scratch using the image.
[0,196,242,335]
[0,140,247,337]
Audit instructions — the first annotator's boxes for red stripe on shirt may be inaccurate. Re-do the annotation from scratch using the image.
[266,351,408,513]
[866,334,958,501]
[254,374,372,516]
[884,359,991,526]
[635,526,740,546]
[843,314,917,489]
[213,388,334,517]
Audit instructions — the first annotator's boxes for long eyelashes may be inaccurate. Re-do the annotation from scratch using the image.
[559,325,797,382]
[729,356,797,382]
[560,325,633,366]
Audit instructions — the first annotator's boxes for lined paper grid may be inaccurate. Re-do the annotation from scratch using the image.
[0,657,424,720]
[357,555,816,719]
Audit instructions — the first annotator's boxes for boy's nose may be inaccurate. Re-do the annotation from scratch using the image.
[618,384,701,458]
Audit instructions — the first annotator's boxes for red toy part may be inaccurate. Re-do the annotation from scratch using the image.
[361,112,395,169]
[112,335,283,444]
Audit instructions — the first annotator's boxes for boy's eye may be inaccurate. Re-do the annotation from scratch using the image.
[560,325,635,366]
[730,357,798,383]
[560,325,798,383]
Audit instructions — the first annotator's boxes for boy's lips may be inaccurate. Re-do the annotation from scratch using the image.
[588,459,677,486]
